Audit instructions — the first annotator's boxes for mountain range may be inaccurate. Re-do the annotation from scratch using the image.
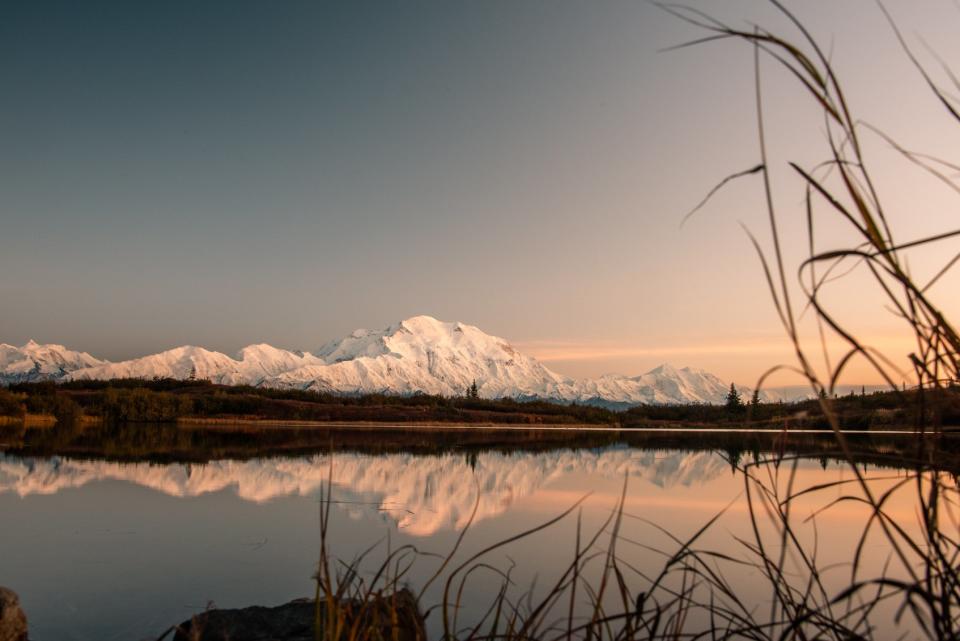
[0,315,770,406]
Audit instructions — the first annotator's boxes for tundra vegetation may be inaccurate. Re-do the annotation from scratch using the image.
[3,379,959,431]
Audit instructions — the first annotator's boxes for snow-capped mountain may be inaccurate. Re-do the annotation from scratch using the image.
[5,316,769,405]
[272,316,570,398]
[68,344,324,386]
[563,364,745,406]
[0,340,106,385]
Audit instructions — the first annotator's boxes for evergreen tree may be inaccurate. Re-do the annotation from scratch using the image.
[725,383,743,412]
[469,380,479,399]
[750,389,760,407]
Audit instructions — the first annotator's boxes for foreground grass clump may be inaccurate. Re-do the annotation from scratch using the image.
[289,2,960,640]
[292,444,954,641]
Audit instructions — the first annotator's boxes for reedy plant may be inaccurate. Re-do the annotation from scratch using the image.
[307,3,960,640]
[664,0,960,637]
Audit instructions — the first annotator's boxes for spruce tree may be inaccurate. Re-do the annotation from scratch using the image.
[725,383,743,412]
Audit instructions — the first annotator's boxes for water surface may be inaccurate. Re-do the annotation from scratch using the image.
[0,426,937,640]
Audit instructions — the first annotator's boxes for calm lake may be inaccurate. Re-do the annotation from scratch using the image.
[0,425,946,641]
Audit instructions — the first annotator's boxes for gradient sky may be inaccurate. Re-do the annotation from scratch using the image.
[2,1,959,386]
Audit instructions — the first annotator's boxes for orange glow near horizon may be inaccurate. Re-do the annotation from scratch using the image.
[516,333,920,388]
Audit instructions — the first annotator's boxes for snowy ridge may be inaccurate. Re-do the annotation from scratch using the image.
[0,449,729,535]
[67,343,326,386]
[566,364,744,405]
[4,316,771,405]
[0,340,106,385]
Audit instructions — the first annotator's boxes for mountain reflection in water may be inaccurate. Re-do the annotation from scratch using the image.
[1,431,942,641]
[0,448,729,536]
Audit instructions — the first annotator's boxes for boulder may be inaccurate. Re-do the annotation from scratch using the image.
[170,589,424,641]
[0,588,28,641]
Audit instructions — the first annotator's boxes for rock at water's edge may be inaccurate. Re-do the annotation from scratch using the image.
[171,589,424,641]
[0,588,28,641]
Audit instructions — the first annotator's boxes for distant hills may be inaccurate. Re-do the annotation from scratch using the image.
[0,315,773,406]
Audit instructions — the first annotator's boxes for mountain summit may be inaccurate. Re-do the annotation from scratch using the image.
[0,341,106,385]
[2,316,767,405]
[279,315,569,398]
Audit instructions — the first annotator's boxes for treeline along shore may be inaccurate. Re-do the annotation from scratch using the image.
[1,378,959,432]
[2,408,958,475]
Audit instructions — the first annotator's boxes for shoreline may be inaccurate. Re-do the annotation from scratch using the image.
[4,418,957,472]
[176,417,613,430]
[1,414,950,435]
[175,417,940,435]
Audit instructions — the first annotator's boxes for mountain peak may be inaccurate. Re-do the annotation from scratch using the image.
[0,341,107,385]
[160,345,208,357]
[237,343,286,358]
[395,315,450,336]
[399,314,442,326]
[646,363,679,376]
